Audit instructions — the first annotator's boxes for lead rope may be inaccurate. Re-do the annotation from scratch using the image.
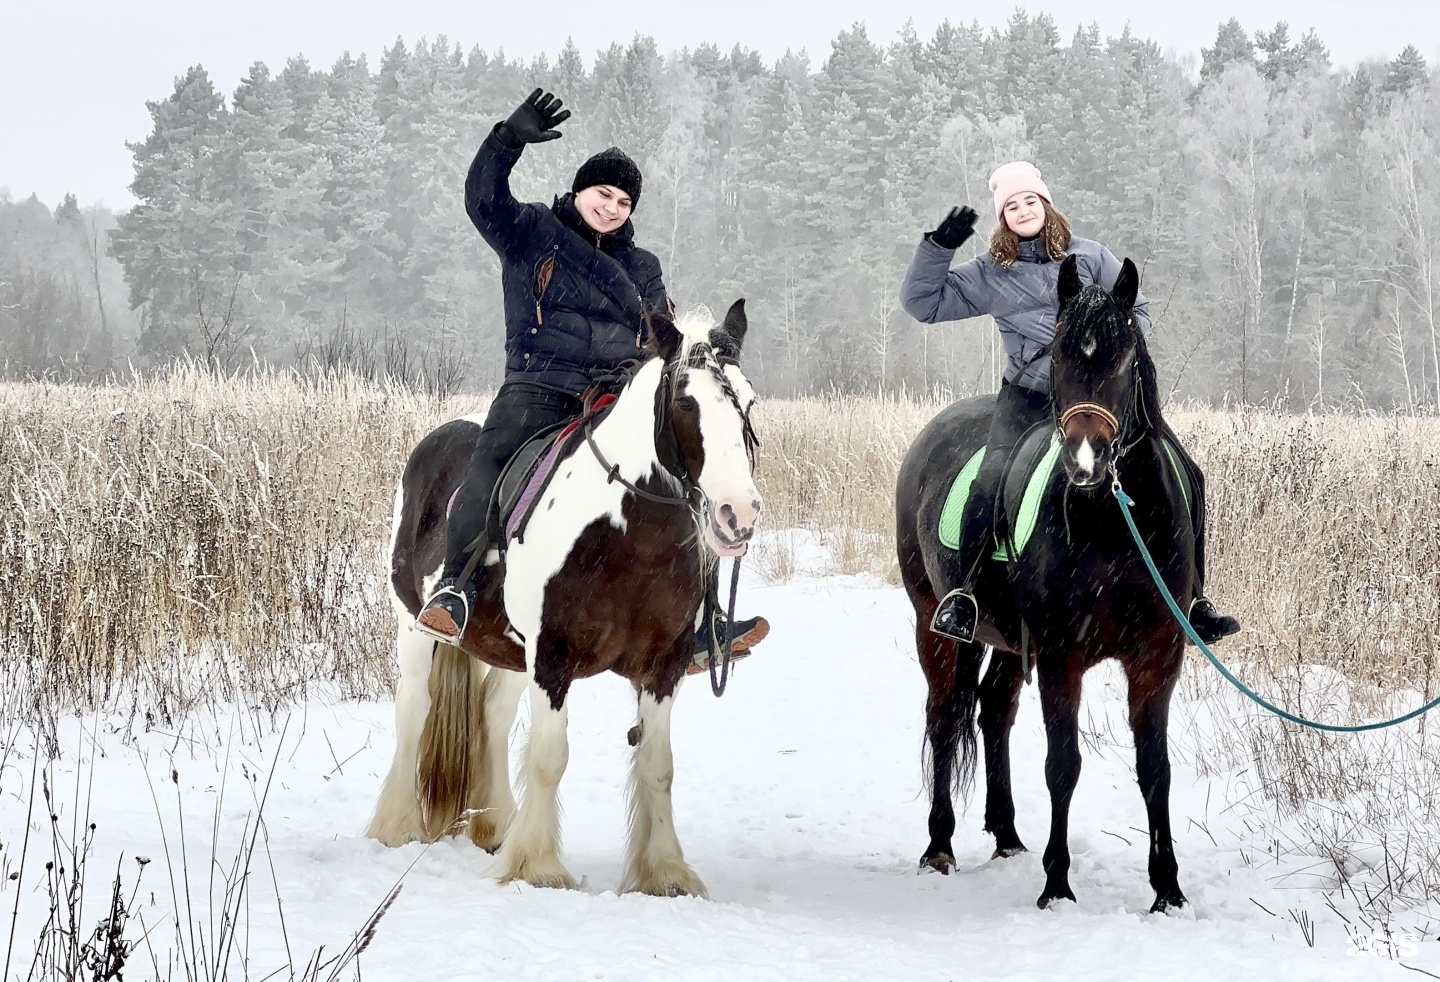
[1113,472,1440,732]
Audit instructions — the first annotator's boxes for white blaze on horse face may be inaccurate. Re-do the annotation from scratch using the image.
[1075,437,1097,482]
[686,363,760,558]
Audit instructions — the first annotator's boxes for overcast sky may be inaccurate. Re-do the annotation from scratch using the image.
[2,0,1436,212]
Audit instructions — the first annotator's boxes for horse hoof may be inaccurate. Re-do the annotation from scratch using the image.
[919,853,955,875]
[622,860,709,899]
[1151,892,1188,914]
[1037,887,1077,910]
[991,844,1027,860]
[498,855,578,891]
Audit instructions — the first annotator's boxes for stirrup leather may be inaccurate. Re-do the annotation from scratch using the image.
[415,584,471,645]
[931,588,979,643]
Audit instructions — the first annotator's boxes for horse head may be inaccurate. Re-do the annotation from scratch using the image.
[1050,254,1158,490]
[640,299,762,558]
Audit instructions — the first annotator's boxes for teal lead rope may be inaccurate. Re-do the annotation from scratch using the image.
[1112,477,1440,732]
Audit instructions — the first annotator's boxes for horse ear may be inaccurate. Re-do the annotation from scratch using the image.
[1057,254,1083,312]
[714,298,747,360]
[1112,258,1140,310]
[641,307,683,362]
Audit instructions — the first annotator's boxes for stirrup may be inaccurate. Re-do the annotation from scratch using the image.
[931,588,979,643]
[415,584,471,645]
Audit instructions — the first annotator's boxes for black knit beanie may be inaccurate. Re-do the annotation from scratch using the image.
[572,147,643,209]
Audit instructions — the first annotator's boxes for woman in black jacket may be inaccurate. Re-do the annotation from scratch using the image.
[417,90,768,665]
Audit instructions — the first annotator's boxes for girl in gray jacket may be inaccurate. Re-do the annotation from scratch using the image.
[900,161,1238,646]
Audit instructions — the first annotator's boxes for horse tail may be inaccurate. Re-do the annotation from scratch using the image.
[923,640,985,802]
[416,643,488,840]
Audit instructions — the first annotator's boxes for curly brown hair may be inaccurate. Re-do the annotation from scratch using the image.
[989,200,1072,268]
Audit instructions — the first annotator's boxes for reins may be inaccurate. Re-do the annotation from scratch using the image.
[580,343,756,698]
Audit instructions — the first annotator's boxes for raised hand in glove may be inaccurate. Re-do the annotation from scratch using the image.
[927,206,979,250]
[497,88,571,147]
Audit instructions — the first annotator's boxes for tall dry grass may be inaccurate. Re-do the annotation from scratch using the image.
[0,365,482,735]
[6,371,1440,919]
[4,373,1438,724]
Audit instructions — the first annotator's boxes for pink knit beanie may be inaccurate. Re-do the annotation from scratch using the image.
[989,161,1052,219]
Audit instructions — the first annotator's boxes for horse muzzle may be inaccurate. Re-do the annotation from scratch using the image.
[1061,436,1113,489]
[1058,401,1121,489]
[704,495,761,558]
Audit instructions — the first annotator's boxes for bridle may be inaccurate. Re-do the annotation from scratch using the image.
[1058,401,1121,443]
[1051,349,1149,467]
[584,342,760,511]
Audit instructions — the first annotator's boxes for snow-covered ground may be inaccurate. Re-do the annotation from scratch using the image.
[2,545,1433,980]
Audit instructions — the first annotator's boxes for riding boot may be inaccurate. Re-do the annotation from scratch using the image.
[1187,596,1240,646]
[416,576,479,645]
[932,493,993,644]
[687,610,770,675]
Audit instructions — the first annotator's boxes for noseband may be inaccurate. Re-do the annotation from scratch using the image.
[1058,401,1122,443]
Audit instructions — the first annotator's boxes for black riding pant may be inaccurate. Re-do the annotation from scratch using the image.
[955,381,1052,585]
[955,382,1210,590]
[442,380,583,583]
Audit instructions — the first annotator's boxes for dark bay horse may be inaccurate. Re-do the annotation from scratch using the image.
[895,256,1194,911]
[368,301,760,897]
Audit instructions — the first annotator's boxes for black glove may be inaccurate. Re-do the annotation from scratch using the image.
[496,88,570,147]
[927,206,978,250]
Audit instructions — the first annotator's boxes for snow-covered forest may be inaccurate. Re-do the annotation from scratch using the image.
[3,15,1439,407]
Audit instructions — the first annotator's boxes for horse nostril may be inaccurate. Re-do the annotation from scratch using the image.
[719,502,739,533]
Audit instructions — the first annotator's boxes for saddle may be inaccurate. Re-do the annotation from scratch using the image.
[938,424,1194,562]
[486,393,620,547]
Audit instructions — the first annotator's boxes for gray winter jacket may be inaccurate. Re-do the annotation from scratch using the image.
[900,235,1151,393]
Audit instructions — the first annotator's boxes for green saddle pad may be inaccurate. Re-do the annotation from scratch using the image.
[938,433,1192,562]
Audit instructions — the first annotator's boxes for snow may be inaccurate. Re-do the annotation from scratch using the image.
[2,550,1433,980]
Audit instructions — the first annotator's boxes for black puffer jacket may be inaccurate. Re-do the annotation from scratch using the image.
[464,128,670,393]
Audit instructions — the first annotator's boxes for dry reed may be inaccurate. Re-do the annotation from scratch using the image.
[5,371,1440,915]
[4,375,1437,721]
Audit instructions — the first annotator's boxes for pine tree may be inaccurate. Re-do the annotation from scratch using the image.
[1383,45,1429,96]
[54,194,82,226]
[111,65,250,364]
[1201,18,1255,81]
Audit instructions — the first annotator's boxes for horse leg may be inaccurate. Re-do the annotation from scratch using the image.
[1126,656,1187,912]
[978,652,1027,858]
[496,654,576,889]
[1037,658,1084,908]
[914,592,983,874]
[466,666,526,853]
[621,684,707,898]
[366,620,435,846]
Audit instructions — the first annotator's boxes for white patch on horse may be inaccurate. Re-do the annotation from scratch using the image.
[623,687,707,897]
[496,679,576,888]
[369,476,439,845]
[502,354,670,652]
[1080,333,1098,359]
[1076,438,1096,479]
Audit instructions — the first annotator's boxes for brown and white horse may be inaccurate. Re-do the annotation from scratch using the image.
[367,301,760,897]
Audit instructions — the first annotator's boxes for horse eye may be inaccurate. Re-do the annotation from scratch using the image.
[675,395,698,412]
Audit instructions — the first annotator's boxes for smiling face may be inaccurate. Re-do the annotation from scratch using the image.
[1002,192,1046,238]
[574,184,632,234]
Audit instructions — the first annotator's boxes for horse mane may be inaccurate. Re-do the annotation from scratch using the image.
[1132,328,1164,433]
[673,306,719,367]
